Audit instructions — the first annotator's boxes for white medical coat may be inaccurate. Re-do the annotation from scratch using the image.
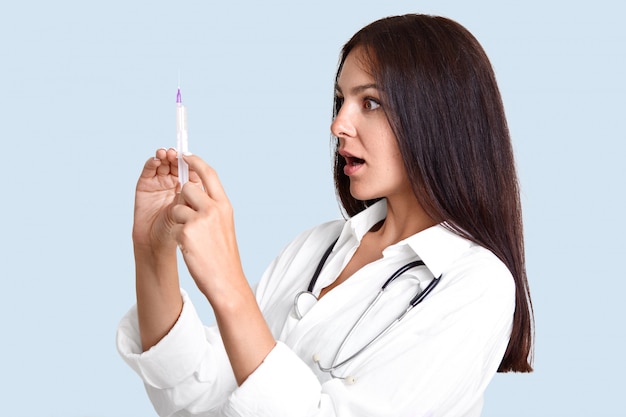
[117,199,515,417]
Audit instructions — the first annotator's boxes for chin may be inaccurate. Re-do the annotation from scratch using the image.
[349,186,382,202]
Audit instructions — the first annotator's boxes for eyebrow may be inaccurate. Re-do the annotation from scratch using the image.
[334,83,379,96]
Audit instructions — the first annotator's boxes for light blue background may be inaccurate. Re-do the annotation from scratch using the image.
[1,1,624,416]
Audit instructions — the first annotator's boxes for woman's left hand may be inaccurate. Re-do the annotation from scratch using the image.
[171,154,245,300]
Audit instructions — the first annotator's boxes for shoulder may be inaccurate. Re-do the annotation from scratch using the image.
[452,245,513,285]
[443,243,516,311]
[408,225,514,299]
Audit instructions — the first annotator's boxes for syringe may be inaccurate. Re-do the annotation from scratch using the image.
[176,87,189,186]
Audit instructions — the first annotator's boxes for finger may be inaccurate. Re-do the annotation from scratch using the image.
[187,165,202,184]
[168,147,189,180]
[156,148,176,177]
[183,154,228,202]
[139,156,161,179]
[166,147,179,164]
[138,147,171,179]
[179,181,212,212]
[170,201,196,225]
[155,147,168,160]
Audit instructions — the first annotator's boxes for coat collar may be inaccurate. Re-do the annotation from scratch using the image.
[340,199,473,278]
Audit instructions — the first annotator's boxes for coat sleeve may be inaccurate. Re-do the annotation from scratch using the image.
[116,290,237,416]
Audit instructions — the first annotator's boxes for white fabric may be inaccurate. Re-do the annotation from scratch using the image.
[117,199,515,417]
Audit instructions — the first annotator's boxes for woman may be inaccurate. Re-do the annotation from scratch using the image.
[118,14,533,417]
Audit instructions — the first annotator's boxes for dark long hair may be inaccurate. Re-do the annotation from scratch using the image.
[333,14,533,372]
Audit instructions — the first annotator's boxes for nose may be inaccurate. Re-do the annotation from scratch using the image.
[330,105,356,139]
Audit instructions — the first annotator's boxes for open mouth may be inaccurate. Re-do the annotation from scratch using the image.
[345,156,365,166]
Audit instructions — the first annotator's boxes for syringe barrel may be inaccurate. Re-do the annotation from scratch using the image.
[175,91,189,186]
[176,103,187,133]
[176,104,188,153]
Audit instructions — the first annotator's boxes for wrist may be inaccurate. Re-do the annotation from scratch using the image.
[132,224,177,251]
[134,243,177,278]
[202,268,252,312]
[133,240,175,257]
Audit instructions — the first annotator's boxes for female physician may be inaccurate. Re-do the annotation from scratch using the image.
[117,14,534,417]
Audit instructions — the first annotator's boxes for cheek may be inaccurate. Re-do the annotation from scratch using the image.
[386,161,408,184]
[382,142,405,169]
[387,150,410,183]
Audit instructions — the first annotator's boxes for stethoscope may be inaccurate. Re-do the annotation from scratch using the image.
[293,237,442,384]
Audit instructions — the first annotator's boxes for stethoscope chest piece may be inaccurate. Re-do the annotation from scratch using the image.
[294,291,318,320]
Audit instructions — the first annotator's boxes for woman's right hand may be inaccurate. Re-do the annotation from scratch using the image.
[132,148,182,253]
[133,148,196,351]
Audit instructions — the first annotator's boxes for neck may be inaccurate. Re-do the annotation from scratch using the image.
[374,195,437,246]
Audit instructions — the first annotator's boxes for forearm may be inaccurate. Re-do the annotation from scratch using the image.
[168,154,277,385]
[209,272,276,386]
[135,244,183,351]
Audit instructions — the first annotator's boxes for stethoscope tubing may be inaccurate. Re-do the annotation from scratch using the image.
[317,268,441,374]
[307,237,339,293]
[303,236,443,379]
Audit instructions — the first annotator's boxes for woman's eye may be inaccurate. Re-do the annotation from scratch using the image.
[364,98,380,110]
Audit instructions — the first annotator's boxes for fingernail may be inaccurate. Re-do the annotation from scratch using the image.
[183,151,193,156]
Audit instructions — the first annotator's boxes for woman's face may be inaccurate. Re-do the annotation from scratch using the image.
[331,48,412,202]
